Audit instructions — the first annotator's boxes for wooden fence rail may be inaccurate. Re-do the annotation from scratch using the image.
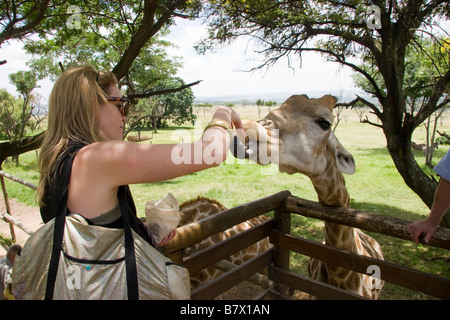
[284,195,450,250]
[182,219,273,274]
[191,249,274,300]
[161,190,450,300]
[278,194,450,299]
[0,212,34,236]
[163,190,290,263]
[0,170,37,191]
[270,229,450,299]
[0,169,38,241]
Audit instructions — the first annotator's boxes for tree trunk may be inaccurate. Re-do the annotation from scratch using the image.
[384,125,450,228]
[377,31,450,228]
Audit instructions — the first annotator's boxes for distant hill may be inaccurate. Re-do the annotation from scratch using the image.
[194,89,376,105]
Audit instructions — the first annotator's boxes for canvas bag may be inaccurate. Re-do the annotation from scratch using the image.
[11,145,190,300]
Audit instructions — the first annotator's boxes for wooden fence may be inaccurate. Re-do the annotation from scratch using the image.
[1,167,449,299]
[0,169,38,244]
[163,190,450,300]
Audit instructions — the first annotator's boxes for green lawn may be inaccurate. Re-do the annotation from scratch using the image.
[1,107,449,299]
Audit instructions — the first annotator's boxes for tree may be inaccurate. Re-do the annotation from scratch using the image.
[0,89,20,141]
[153,77,196,126]
[197,0,450,226]
[1,0,203,100]
[19,1,200,97]
[0,0,201,162]
[1,1,200,80]
[125,98,162,134]
[8,71,39,138]
[0,0,51,44]
[353,37,450,166]
[0,88,42,164]
[5,71,43,163]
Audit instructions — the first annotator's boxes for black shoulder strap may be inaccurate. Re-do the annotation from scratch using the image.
[44,146,139,300]
[118,186,139,300]
[44,146,79,300]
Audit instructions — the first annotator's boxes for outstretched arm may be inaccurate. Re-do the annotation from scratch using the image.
[408,177,450,243]
[68,106,243,220]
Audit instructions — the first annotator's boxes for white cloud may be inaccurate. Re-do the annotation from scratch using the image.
[163,18,356,99]
[0,41,31,96]
[0,41,53,103]
[0,18,356,104]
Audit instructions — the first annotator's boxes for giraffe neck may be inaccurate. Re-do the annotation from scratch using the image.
[309,156,354,250]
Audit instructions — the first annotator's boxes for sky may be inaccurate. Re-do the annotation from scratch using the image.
[162,18,356,99]
[0,18,357,104]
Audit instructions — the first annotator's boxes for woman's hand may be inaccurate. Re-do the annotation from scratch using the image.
[211,105,246,141]
[158,229,177,246]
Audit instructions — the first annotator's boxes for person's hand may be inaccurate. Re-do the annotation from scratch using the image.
[230,107,246,143]
[158,229,177,246]
[212,106,245,141]
[407,219,437,244]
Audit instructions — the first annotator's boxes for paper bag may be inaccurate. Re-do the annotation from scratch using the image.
[145,193,180,243]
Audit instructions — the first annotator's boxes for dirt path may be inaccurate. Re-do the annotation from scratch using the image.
[0,193,43,256]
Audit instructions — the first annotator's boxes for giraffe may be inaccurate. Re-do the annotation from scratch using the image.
[178,196,270,290]
[237,94,384,299]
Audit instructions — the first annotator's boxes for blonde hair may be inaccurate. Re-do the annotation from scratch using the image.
[37,65,118,207]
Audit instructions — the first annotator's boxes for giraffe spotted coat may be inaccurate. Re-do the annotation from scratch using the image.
[178,196,270,290]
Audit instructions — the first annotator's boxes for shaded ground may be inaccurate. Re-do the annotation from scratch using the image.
[0,193,42,255]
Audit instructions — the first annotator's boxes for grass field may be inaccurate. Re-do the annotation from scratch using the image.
[1,105,449,299]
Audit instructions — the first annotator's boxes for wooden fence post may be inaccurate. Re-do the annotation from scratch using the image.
[272,205,291,297]
[0,163,15,241]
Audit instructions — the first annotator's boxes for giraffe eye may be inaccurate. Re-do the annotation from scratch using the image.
[316,118,332,130]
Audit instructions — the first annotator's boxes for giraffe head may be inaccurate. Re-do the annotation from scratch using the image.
[237,94,355,177]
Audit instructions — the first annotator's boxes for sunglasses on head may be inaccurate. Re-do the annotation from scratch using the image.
[107,97,130,117]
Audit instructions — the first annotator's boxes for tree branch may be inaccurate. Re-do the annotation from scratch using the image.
[414,68,450,127]
[336,94,383,123]
[0,0,50,44]
[305,26,380,57]
[127,80,202,99]
[112,0,188,80]
[0,132,45,164]
[301,47,387,106]
[361,115,384,128]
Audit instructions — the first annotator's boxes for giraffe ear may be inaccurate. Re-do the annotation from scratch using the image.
[336,151,356,175]
[320,95,338,110]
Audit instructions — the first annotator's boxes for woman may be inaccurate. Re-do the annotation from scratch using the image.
[36,65,244,246]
